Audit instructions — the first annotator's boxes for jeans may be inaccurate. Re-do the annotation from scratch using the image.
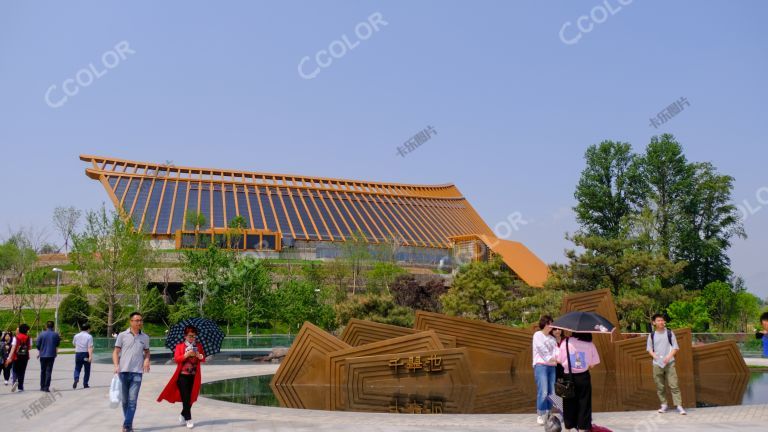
[534,364,556,414]
[177,374,195,420]
[653,363,682,406]
[120,372,143,428]
[39,357,55,391]
[74,352,91,386]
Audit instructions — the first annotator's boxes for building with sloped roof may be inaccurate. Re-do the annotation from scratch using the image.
[81,155,548,286]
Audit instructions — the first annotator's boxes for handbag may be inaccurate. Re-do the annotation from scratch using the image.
[555,338,576,399]
[109,374,122,408]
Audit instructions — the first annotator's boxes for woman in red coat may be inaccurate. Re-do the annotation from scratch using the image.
[157,326,206,429]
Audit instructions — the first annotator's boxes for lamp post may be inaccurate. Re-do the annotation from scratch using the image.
[52,268,63,332]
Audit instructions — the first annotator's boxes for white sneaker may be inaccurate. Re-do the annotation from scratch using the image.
[3,380,7,385]
[658,403,668,413]
[179,415,185,425]
[536,415,545,425]
[186,420,194,429]
[677,405,687,415]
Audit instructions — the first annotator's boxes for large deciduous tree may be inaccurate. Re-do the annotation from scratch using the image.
[71,206,155,336]
[574,140,636,238]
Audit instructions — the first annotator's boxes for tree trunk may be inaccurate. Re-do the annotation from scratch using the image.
[107,303,114,337]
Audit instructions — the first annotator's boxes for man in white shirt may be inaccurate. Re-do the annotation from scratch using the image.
[72,323,94,389]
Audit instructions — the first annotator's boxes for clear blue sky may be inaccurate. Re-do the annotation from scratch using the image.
[1,1,766,298]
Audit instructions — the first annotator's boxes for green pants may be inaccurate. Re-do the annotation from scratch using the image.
[652,363,682,406]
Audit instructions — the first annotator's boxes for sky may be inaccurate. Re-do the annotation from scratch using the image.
[1,1,766,298]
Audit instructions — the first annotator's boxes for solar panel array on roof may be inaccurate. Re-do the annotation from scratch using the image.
[84,155,494,249]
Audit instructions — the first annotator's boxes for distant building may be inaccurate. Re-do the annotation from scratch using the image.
[81,155,548,286]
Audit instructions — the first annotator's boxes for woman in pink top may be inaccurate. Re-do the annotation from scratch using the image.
[557,332,600,432]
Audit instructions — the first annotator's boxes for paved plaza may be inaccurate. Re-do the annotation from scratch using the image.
[1,352,766,432]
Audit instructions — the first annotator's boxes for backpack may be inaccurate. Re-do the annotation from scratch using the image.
[650,328,673,347]
[16,337,29,357]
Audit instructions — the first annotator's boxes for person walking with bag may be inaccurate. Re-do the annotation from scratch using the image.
[157,326,206,429]
[5,324,31,392]
[532,315,559,425]
[113,312,151,432]
[557,332,600,432]
[647,313,686,415]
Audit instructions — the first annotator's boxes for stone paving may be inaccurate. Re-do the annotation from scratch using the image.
[1,351,766,432]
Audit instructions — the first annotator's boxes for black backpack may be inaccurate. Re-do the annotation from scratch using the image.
[16,338,29,357]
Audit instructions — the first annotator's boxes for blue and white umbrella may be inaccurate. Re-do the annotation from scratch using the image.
[165,317,225,356]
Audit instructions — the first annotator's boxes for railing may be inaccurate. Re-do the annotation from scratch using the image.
[92,334,296,353]
[621,332,764,357]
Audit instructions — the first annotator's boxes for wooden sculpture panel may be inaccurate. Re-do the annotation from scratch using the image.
[340,318,456,348]
[693,341,750,407]
[337,348,475,413]
[414,310,533,369]
[329,331,445,410]
[270,321,350,409]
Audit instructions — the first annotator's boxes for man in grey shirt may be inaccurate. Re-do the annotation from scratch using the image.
[646,313,685,415]
[72,323,94,389]
[113,312,151,432]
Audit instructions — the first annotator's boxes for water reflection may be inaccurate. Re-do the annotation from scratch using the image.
[201,371,767,413]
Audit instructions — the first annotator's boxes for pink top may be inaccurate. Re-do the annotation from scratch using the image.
[556,337,600,374]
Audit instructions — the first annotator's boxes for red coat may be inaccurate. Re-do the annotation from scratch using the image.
[157,342,206,404]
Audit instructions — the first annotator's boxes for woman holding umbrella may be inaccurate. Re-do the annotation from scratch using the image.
[552,311,612,432]
[157,326,206,429]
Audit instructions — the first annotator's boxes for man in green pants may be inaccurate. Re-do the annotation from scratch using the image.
[647,313,686,415]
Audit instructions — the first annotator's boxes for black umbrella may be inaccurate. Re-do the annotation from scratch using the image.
[551,311,615,334]
[165,317,225,356]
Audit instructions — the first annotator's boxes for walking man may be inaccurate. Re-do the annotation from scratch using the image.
[73,323,94,389]
[647,313,686,415]
[36,320,60,392]
[113,312,151,432]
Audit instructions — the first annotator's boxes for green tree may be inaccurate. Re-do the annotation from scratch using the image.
[142,287,170,324]
[227,216,247,249]
[227,257,273,337]
[734,290,761,332]
[440,258,514,323]
[666,297,711,332]
[340,231,370,295]
[60,285,91,327]
[676,162,745,289]
[629,134,693,260]
[0,232,38,326]
[366,261,406,295]
[185,209,208,248]
[178,244,235,318]
[275,279,335,331]
[503,284,566,327]
[71,206,155,336]
[334,293,414,328]
[702,280,737,331]
[574,140,636,238]
[546,234,685,297]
